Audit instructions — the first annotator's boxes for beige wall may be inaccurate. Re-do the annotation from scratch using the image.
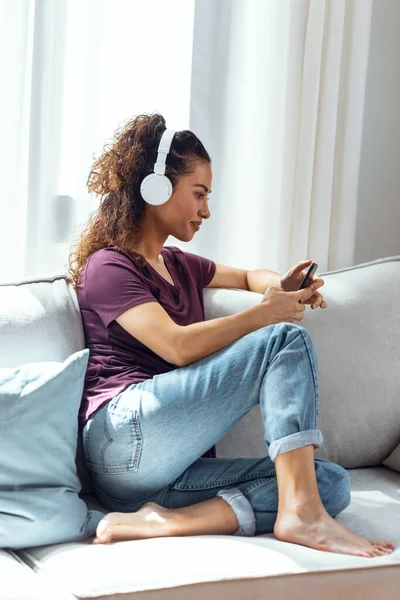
[355,0,400,263]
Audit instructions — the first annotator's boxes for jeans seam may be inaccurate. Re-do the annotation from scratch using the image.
[84,409,143,474]
[171,469,275,491]
[244,478,271,495]
[297,327,319,425]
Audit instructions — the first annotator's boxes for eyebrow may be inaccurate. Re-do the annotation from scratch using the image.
[193,184,212,194]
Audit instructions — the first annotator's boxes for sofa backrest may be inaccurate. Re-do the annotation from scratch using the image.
[0,274,85,366]
[0,273,94,494]
[204,255,400,469]
[1,255,400,477]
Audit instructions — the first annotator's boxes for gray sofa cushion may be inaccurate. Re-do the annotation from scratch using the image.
[0,274,85,367]
[383,442,400,472]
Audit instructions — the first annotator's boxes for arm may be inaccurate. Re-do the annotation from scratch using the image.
[115,299,271,368]
[246,269,281,294]
[205,262,281,294]
[178,265,282,365]
[114,263,280,368]
[178,304,271,366]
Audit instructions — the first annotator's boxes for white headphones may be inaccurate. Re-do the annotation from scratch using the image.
[140,128,176,206]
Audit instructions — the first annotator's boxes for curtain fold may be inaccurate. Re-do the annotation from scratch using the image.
[0,0,194,281]
[190,0,373,274]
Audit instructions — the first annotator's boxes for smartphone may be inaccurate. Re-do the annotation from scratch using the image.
[298,262,318,290]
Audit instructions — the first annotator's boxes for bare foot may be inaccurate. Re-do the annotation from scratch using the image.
[274,505,394,558]
[93,502,175,544]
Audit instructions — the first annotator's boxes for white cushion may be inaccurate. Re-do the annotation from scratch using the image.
[0,549,74,600]
[16,468,400,599]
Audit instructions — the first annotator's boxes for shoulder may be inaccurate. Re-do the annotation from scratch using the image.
[163,245,183,257]
[87,247,141,270]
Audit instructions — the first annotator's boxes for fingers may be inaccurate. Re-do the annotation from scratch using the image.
[311,276,324,289]
[297,260,313,270]
[310,292,328,310]
[297,287,328,310]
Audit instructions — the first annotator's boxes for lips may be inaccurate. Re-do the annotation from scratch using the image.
[190,222,201,231]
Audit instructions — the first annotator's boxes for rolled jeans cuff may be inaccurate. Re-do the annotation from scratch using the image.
[216,488,256,537]
[268,429,323,462]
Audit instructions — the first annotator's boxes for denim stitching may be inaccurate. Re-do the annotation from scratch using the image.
[131,410,143,472]
[84,409,143,474]
[297,327,320,426]
[243,477,272,495]
[100,416,112,468]
[171,469,275,491]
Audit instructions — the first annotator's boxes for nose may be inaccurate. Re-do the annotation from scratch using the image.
[200,200,211,220]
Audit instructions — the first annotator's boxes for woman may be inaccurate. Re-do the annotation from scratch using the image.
[68,112,393,557]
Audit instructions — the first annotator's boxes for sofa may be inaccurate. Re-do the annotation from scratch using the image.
[1,254,399,600]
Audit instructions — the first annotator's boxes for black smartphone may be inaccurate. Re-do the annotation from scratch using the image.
[298,262,318,290]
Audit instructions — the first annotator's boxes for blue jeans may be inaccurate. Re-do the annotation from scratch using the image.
[82,323,351,536]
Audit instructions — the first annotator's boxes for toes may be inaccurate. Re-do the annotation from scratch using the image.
[358,550,375,558]
[369,540,394,554]
[369,540,394,548]
[369,547,391,557]
[96,519,113,543]
[373,544,392,552]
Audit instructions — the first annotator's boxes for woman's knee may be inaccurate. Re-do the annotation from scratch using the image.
[316,460,351,517]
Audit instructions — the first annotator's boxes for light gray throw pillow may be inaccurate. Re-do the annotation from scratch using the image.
[0,349,104,549]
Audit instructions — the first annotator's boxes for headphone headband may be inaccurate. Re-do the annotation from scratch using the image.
[153,129,176,175]
[139,127,176,206]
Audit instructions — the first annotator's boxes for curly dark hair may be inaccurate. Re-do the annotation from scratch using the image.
[67,111,211,290]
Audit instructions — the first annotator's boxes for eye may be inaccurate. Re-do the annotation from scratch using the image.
[196,193,205,199]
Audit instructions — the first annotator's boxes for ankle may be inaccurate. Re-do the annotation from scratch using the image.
[277,497,326,521]
[168,498,240,537]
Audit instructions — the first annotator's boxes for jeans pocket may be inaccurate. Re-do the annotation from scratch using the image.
[82,402,143,474]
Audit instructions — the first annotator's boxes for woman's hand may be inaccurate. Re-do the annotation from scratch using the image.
[280,259,327,310]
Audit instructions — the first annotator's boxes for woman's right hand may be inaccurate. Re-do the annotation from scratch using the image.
[260,284,317,324]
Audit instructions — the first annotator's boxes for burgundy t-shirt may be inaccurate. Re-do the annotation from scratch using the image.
[77,246,216,440]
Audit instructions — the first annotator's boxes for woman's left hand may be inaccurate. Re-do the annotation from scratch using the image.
[280,260,328,310]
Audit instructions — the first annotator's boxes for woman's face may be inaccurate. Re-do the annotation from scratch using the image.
[159,161,212,241]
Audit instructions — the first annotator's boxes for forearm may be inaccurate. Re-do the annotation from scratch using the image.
[246,269,281,294]
[178,304,271,366]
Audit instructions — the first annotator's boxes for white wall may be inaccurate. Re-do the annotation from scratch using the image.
[355,0,400,263]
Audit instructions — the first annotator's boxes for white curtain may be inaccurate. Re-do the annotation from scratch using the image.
[1,0,374,281]
[0,0,194,282]
[189,0,373,274]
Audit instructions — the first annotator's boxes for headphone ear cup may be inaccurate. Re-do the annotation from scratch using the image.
[140,173,173,206]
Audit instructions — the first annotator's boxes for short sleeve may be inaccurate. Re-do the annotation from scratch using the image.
[82,249,158,327]
[175,248,216,288]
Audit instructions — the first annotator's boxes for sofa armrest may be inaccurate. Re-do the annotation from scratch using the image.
[203,287,263,321]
